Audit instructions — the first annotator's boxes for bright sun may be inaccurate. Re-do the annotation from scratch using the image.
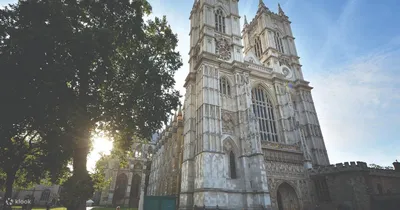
[87,131,113,173]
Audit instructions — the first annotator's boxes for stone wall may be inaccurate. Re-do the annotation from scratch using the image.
[147,108,184,197]
[309,161,400,210]
[1,184,61,206]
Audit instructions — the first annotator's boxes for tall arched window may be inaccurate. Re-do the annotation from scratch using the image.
[254,36,263,58]
[215,9,226,33]
[273,31,284,53]
[229,151,237,179]
[220,77,231,96]
[251,86,278,142]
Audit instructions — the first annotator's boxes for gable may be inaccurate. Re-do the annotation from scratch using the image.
[244,51,262,65]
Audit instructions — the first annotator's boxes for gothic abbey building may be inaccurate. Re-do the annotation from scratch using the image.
[151,0,328,209]
[99,1,400,210]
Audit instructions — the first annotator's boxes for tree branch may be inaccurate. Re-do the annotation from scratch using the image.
[28,131,39,151]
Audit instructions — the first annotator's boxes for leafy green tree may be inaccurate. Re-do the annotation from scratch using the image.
[1,2,75,208]
[1,0,181,209]
[91,154,112,192]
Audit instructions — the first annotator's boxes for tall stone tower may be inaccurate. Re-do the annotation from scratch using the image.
[178,0,330,209]
[180,0,272,209]
[241,1,330,167]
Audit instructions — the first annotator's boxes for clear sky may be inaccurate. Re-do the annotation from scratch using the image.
[1,0,399,170]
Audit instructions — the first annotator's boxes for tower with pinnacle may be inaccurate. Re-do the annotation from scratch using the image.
[180,0,329,209]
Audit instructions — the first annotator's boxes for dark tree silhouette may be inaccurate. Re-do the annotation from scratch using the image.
[1,0,181,209]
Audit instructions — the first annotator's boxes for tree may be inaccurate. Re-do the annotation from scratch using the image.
[369,164,394,170]
[1,0,182,209]
[91,153,112,192]
[0,2,74,209]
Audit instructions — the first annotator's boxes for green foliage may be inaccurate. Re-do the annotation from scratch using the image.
[0,169,5,190]
[0,0,75,200]
[369,163,394,170]
[91,154,112,191]
[1,0,182,209]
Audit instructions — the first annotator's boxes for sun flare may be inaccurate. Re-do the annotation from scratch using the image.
[87,131,113,173]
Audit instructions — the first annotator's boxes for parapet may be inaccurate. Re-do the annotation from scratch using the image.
[308,161,369,175]
[309,161,400,177]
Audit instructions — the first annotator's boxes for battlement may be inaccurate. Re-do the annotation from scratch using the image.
[309,161,400,177]
[309,161,369,175]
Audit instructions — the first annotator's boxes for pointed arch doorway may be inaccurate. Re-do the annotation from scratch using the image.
[276,182,300,210]
[112,173,128,206]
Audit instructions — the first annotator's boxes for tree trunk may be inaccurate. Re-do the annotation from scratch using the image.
[3,170,17,210]
[70,129,91,210]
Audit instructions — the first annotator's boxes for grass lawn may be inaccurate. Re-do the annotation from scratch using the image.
[11,207,66,210]
[92,208,138,210]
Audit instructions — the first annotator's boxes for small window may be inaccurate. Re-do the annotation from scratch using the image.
[220,77,231,96]
[229,151,237,179]
[215,9,226,33]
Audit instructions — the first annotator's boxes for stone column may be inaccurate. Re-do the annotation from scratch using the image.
[138,170,146,210]
[179,72,197,210]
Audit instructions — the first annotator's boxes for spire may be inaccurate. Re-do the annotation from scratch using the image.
[178,105,182,116]
[278,3,285,16]
[259,0,265,8]
[173,112,177,122]
[244,15,248,25]
[177,105,183,121]
[257,0,269,14]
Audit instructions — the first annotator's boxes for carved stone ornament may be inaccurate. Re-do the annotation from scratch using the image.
[278,55,291,67]
[262,141,301,152]
[222,111,235,134]
[215,36,232,61]
[282,68,290,76]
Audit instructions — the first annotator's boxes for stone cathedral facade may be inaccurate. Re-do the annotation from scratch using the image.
[97,1,400,210]
[148,1,330,210]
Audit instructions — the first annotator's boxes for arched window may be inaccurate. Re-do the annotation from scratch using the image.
[255,36,263,58]
[40,189,50,201]
[220,77,231,96]
[273,31,284,53]
[229,151,237,179]
[251,86,278,142]
[135,145,142,158]
[215,9,226,33]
